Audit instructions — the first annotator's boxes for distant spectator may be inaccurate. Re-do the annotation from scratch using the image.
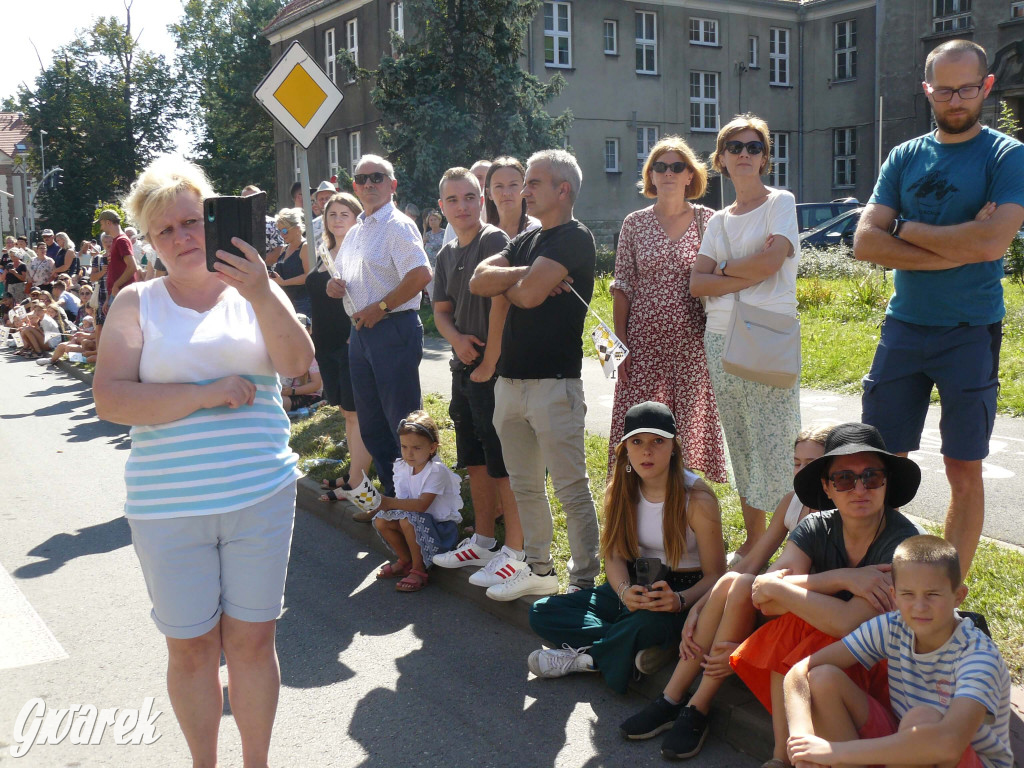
[242,184,285,266]
[41,229,59,260]
[271,208,312,315]
[281,314,323,410]
[53,232,79,278]
[311,180,337,247]
[75,283,95,323]
[27,242,56,293]
[53,280,80,318]
[5,248,27,303]
[95,209,138,316]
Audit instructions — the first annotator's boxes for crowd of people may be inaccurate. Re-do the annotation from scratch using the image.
[6,38,1019,768]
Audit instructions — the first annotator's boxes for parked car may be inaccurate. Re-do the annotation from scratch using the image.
[799,206,865,250]
[796,198,860,233]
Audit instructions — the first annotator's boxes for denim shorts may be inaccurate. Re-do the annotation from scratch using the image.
[861,317,1001,461]
[449,364,508,478]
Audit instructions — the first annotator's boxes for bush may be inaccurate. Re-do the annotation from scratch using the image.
[796,278,836,310]
[1005,235,1024,285]
[798,245,874,280]
[596,244,616,276]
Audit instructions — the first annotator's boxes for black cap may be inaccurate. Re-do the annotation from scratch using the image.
[793,422,921,510]
[619,401,676,444]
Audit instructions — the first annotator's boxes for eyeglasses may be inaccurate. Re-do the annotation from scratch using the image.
[828,468,888,492]
[926,81,985,102]
[278,227,289,235]
[652,161,689,174]
[353,172,389,185]
[724,140,766,156]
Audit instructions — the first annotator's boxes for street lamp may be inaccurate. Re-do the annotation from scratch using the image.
[39,129,47,179]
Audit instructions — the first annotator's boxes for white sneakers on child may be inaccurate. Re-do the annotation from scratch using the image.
[432,537,499,569]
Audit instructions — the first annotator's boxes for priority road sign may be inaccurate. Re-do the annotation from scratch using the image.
[254,41,344,149]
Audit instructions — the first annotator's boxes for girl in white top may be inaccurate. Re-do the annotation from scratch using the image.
[373,410,464,592]
[690,113,802,567]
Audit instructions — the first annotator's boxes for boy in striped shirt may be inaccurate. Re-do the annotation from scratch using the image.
[783,535,1011,768]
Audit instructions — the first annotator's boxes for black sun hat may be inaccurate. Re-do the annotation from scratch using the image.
[793,422,921,510]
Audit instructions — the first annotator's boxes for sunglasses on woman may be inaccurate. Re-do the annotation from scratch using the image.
[828,468,888,492]
[724,140,766,156]
[353,172,389,185]
[652,161,689,174]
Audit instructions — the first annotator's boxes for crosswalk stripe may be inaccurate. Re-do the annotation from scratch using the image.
[0,562,68,670]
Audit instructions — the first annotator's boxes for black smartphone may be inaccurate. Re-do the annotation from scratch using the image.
[204,192,267,272]
[635,557,669,588]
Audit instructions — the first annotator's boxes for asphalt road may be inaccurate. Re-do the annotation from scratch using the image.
[422,336,1024,551]
[0,354,759,768]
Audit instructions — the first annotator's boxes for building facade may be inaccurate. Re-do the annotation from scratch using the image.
[0,113,34,241]
[264,0,1024,245]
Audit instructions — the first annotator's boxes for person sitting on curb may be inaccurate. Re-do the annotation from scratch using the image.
[784,535,1012,768]
[525,402,725,694]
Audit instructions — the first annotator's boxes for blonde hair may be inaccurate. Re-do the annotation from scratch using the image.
[321,192,363,253]
[712,113,772,178]
[123,156,216,237]
[639,136,709,200]
[275,207,305,234]
[795,421,838,448]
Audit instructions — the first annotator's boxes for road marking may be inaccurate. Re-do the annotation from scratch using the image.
[0,563,68,671]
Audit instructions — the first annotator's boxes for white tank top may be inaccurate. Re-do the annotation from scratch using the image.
[783,492,805,532]
[636,469,702,570]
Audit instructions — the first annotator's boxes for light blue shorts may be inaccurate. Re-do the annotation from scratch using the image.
[128,481,297,639]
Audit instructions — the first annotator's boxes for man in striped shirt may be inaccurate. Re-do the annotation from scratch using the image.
[784,535,1011,768]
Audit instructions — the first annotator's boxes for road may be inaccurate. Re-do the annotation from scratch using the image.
[0,354,758,768]
[422,336,1024,551]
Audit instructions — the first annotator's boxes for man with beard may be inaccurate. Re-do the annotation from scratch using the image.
[854,40,1024,578]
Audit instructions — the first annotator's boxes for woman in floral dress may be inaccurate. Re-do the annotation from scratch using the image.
[609,136,727,483]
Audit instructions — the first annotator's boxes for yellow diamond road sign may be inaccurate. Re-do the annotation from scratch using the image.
[255,41,343,149]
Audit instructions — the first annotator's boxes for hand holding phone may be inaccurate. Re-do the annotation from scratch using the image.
[204,193,267,272]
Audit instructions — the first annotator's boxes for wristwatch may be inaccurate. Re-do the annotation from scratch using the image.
[676,591,688,612]
[378,300,390,313]
[889,218,905,239]
[717,260,728,276]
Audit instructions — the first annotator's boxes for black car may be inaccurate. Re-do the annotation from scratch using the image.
[799,206,865,249]
[795,198,860,233]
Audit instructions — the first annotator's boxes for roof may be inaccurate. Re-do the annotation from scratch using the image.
[0,113,30,159]
[264,0,333,35]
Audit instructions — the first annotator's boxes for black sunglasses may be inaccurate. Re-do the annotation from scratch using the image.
[652,161,689,174]
[724,140,766,156]
[828,468,888,492]
[353,172,389,185]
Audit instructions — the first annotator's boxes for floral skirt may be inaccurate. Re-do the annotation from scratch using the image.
[374,509,458,567]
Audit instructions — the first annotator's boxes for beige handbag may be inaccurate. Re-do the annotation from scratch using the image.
[718,223,800,388]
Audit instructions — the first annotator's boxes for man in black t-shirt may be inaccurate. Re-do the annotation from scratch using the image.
[470,149,599,601]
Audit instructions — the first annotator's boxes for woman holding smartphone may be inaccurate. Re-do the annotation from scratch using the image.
[93,156,313,768]
[525,402,725,693]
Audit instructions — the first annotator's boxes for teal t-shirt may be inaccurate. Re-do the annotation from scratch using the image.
[870,125,1024,326]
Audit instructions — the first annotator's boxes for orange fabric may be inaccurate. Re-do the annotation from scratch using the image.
[729,612,890,712]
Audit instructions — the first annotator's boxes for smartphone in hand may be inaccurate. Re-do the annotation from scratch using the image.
[204,192,267,272]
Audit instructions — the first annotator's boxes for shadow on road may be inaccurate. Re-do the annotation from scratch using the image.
[13,516,131,578]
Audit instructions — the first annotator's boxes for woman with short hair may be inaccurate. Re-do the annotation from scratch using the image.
[272,207,312,315]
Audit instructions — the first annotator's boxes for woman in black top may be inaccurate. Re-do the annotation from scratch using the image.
[271,208,311,315]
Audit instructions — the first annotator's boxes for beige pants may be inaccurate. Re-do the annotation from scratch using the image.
[492,377,600,588]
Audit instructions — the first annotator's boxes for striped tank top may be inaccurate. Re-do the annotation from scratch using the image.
[124,279,300,519]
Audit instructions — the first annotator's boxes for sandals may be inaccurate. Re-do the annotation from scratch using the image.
[396,569,429,592]
[376,560,412,580]
[319,489,344,503]
[321,476,350,490]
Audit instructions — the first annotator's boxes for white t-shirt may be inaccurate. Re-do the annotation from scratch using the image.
[392,458,464,524]
[700,187,801,334]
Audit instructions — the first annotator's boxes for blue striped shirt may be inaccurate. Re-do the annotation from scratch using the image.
[843,612,1012,768]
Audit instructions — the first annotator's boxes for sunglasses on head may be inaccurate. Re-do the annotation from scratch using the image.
[353,172,389,185]
[652,161,689,174]
[828,468,888,492]
[724,140,766,156]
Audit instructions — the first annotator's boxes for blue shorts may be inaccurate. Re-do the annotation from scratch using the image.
[861,317,1001,461]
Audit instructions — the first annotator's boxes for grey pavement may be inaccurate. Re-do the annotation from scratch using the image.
[422,336,1024,552]
[0,354,760,767]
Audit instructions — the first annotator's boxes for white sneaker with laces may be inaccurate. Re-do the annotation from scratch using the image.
[485,565,558,601]
[528,644,596,678]
[468,547,527,587]
[432,538,498,569]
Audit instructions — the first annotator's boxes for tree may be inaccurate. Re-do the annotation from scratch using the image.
[171,0,285,198]
[370,0,572,207]
[11,7,180,238]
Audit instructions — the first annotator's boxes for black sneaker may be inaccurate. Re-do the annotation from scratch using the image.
[619,696,682,740]
[661,705,709,760]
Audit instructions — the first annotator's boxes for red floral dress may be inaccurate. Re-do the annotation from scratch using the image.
[609,205,727,481]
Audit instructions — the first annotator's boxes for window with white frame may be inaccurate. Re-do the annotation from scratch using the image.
[769,28,790,85]
[349,131,362,173]
[834,20,857,80]
[1014,1,1024,18]
[689,17,718,46]
[604,20,618,55]
[689,71,719,132]
[328,136,340,182]
[324,29,336,83]
[637,126,658,177]
[770,132,789,188]
[749,36,759,68]
[833,128,856,188]
[345,19,358,82]
[635,12,657,74]
[934,0,972,31]
[544,2,572,68]
[605,139,620,172]
[292,144,301,183]
[391,2,404,36]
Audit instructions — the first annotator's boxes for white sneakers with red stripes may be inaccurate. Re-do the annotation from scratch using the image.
[467,546,528,587]
[432,537,500,569]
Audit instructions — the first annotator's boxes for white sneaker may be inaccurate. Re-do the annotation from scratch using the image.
[485,565,558,602]
[432,538,499,569]
[528,644,596,678]
[468,547,527,587]
[565,584,583,595]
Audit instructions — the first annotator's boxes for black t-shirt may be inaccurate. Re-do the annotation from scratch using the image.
[788,506,921,601]
[5,263,26,287]
[497,219,596,379]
